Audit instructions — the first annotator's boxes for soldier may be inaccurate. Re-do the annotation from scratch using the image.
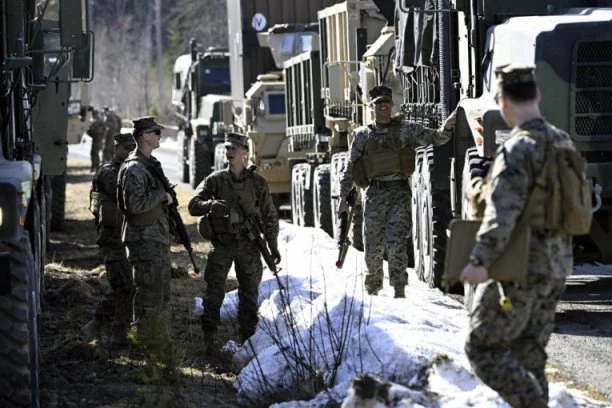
[336,85,456,298]
[87,108,106,172]
[460,64,574,408]
[102,106,123,163]
[188,132,279,347]
[117,116,174,339]
[82,132,136,344]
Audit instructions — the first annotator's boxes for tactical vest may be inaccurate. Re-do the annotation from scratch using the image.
[229,173,261,218]
[117,156,167,226]
[205,169,261,242]
[359,121,415,181]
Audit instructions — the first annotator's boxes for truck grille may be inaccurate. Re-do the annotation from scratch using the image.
[573,41,612,137]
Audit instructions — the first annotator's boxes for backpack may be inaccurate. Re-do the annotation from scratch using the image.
[545,144,593,235]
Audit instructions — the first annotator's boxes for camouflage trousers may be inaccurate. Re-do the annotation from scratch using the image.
[125,241,172,331]
[362,184,410,293]
[465,277,566,407]
[90,137,103,172]
[94,243,133,332]
[201,237,263,341]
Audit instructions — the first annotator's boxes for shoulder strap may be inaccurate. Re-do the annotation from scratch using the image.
[519,125,555,223]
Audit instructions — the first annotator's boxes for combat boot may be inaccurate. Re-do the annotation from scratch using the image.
[394,285,405,299]
[81,318,103,341]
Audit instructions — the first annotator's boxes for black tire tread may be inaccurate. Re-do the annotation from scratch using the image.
[189,138,213,190]
[0,233,37,407]
[313,164,333,237]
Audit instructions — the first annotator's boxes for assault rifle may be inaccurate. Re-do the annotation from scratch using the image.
[150,163,200,275]
[336,188,357,269]
[243,214,284,290]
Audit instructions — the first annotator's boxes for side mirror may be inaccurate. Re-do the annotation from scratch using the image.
[60,0,89,48]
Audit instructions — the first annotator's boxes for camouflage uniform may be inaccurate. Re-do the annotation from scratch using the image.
[339,117,452,294]
[118,146,172,331]
[465,66,574,408]
[87,111,106,172]
[188,136,279,341]
[89,154,134,335]
[102,109,122,163]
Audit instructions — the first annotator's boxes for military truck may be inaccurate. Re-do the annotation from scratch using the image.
[393,1,611,290]
[225,0,341,212]
[172,40,231,188]
[284,0,389,240]
[221,23,323,211]
[0,0,94,405]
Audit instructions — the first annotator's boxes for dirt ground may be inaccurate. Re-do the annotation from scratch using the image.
[40,160,241,408]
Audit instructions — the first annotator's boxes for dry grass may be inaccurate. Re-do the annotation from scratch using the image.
[40,159,239,408]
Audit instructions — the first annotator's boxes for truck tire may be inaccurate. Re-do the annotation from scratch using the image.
[420,147,452,289]
[412,148,426,280]
[189,138,213,190]
[177,130,189,183]
[313,164,333,237]
[461,147,488,309]
[26,191,45,312]
[291,164,302,225]
[330,152,348,241]
[0,232,40,407]
[294,163,314,227]
[38,185,47,300]
[461,147,479,220]
[50,173,66,232]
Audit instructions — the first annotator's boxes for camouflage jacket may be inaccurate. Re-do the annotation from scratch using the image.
[118,150,170,245]
[470,118,574,280]
[104,111,122,136]
[87,118,106,139]
[90,157,123,245]
[188,167,279,245]
[339,117,452,198]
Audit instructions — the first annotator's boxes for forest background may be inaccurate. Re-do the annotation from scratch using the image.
[70,0,228,123]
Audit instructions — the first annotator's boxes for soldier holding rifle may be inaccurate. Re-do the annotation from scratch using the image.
[188,132,280,347]
[336,85,457,298]
[117,116,174,341]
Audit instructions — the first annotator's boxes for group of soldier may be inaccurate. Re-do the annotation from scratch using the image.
[83,63,574,408]
[86,106,123,173]
[84,116,280,355]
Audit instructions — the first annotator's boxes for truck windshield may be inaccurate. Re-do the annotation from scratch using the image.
[201,67,230,87]
[200,66,231,95]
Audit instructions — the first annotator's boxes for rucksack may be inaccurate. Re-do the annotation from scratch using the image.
[545,145,593,235]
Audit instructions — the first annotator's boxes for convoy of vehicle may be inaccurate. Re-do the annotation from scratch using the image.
[4,1,610,402]
[219,0,612,292]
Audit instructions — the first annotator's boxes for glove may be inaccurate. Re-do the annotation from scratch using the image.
[270,246,281,265]
[229,206,245,224]
[208,200,229,217]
